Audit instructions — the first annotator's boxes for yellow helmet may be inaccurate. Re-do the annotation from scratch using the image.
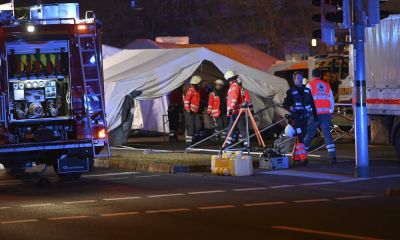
[190,75,202,84]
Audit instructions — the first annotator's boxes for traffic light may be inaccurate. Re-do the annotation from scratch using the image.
[368,0,391,26]
[312,0,351,46]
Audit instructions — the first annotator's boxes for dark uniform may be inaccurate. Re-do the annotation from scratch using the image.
[167,88,183,142]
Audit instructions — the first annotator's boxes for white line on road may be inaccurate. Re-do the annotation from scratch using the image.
[146,208,190,214]
[300,182,335,186]
[269,185,294,189]
[293,199,330,203]
[21,203,54,208]
[135,175,161,178]
[103,196,142,201]
[100,212,140,217]
[372,174,400,179]
[0,207,11,210]
[232,187,268,192]
[339,178,371,183]
[244,201,286,207]
[188,190,226,195]
[147,193,184,198]
[335,195,376,200]
[198,205,236,210]
[1,219,39,224]
[100,177,129,180]
[48,216,89,221]
[272,226,384,240]
[63,200,98,204]
[82,172,140,178]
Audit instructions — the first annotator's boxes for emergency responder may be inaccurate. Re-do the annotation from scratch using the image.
[225,70,252,147]
[305,69,337,163]
[283,71,318,166]
[167,87,183,142]
[207,79,228,142]
[184,75,202,146]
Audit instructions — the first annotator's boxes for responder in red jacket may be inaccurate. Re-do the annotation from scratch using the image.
[207,79,228,141]
[184,75,202,145]
[305,69,336,163]
[168,87,183,142]
[283,71,318,166]
[225,70,252,147]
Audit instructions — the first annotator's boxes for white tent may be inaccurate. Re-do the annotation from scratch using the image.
[104,47,289,132]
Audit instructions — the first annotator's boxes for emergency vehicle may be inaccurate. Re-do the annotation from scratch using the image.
[269,16,400,160]
[0,3,110,179]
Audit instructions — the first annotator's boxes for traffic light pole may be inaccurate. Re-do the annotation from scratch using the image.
[353,0,369,177]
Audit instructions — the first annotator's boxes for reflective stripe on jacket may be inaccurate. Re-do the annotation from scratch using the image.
[308,79,333,115]
[207,91,221,118]
[184,85,200,113]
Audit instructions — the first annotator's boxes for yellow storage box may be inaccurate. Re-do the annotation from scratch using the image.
[211,151,253,176]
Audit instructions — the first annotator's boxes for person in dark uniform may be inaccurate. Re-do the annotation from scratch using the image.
[167,87,183,142]
[283,71,318,166]
[207,79,228,142]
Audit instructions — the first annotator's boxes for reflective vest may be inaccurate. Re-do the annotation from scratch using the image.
[184,85,200,113]
[207,92,221,118]
[309,79,332,115]
[292,142,307,161]
[227,81,242,115]
[291,88,313,118]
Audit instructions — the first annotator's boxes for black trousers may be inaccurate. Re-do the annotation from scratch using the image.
[168,107,180,136]
[214,114,228,139]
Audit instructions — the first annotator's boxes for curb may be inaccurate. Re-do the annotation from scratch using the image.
[94,158,210,174]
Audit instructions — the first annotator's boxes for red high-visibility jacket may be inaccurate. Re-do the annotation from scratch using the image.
[184,85,200,113]
[227,81,253,116]
[207,92,221,118]
[308,79,333,115]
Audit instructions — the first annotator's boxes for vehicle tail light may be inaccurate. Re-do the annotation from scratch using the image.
[77,24,88,31]
[98,128,106,139]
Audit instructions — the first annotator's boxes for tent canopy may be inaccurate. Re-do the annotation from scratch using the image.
[104,47,288,131]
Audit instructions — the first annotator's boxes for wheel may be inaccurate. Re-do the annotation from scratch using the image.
[2,162,26,176]
[395,129,400,161]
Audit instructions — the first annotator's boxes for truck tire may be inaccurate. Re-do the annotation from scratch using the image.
[395,129,400,161]
[2,162,26,176]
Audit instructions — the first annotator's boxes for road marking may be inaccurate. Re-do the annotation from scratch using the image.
[232,187,268,191]
[82,172,140,178]
[272,226,384,240]
[135,175,161,178]
[198,205,236,210]
[293,198,330,203]
[260,170,351,181]
[63,200,97,204]
[335,195,375,200]
[100,212,139,217]
[101,177,129,180]
[0,207,11,210]
[188,190,225,195]
[339,178,371,183]
[269,185,294,189]
[103,196,141,201]
[48,216,89,221]
[1,219,39,224]
[244,201,286,207]
[300,182,335,186]
[372,174,400,179]
[21,203,53,208]
[146,208,190,214]
[147,193,184,198]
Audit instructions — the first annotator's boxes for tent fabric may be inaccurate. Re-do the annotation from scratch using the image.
[125,39,277,71]
[104,47,289,131]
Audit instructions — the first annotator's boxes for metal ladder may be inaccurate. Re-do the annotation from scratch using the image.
[77,34,110,158]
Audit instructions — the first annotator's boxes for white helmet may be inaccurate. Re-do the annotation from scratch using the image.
[190,75,202,85]
[224,70,238,80]
[284,124,296,137]
[215,79,224,85]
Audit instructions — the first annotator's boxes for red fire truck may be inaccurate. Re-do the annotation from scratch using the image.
[0,3,110,179]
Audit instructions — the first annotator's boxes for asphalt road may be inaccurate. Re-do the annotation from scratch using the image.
[0,163,400,240]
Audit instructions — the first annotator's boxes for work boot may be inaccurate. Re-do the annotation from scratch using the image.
[301,159,308,167]
[329,151,337,164]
